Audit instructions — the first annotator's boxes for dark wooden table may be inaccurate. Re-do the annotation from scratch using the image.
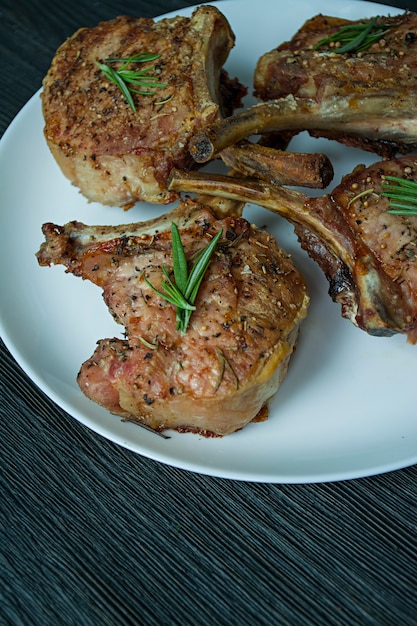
[1,1,416,624]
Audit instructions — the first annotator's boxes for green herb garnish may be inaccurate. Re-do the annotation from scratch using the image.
[348,187,375,207]
[381,176,417,216]
[95,52,167,112]
[313,17,396,54]
[214,348,239,393]
[145,223,223,334]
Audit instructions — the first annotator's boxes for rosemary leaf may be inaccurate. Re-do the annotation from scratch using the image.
[95,62,136,111]
[171,223,188,293]
[336,17,378,54]
[313,17,396,54]
[215,348,239,391]
[381,176,417,216]
[139,336,158,350]
[184,230,223,302]
[145,274,195,311]
[106,52,161,65]
[214,350,226,393]
[95,52,167,111]
[347,187,375,207]
[146,224,223,334]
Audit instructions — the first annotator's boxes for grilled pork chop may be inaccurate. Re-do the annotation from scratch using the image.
[169,156,417,344]
[189,12,417,163]
[36,198,309,436]
[41,6,245,208]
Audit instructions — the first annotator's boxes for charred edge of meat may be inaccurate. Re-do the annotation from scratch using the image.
[221,140,334,189]
[219,69,248,117]
[292,225,397,337]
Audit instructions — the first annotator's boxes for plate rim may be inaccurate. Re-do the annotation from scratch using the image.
[1,0,416,484]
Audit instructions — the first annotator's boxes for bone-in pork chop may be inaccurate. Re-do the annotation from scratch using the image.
[169,156,417,344]
[36,199,309,436]
[253,12,417,156]
[189,12,417,163]
[41,6,244,208]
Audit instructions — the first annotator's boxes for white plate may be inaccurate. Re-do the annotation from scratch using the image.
[1,0,416,483]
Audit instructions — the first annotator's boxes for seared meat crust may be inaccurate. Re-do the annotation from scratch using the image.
[37,199,309,436]
[327,157,417,340]
[42,6,241,208]
[254,12,417,156]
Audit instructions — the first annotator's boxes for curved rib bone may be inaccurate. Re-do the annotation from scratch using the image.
[189,92,417,163]
[169,160,417,343]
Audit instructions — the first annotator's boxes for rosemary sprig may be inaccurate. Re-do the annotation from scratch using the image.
[381,176,417,216]
[95,52,167,112]
[313,17,396,54]
[146,223,223,334]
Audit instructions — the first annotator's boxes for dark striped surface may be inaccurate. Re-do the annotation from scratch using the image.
[1,1,416,624]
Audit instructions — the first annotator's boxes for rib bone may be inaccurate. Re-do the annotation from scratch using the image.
[221,140,334,189]
[189,93,417,163]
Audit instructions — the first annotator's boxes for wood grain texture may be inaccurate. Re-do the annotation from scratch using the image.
[1,1,416,625]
